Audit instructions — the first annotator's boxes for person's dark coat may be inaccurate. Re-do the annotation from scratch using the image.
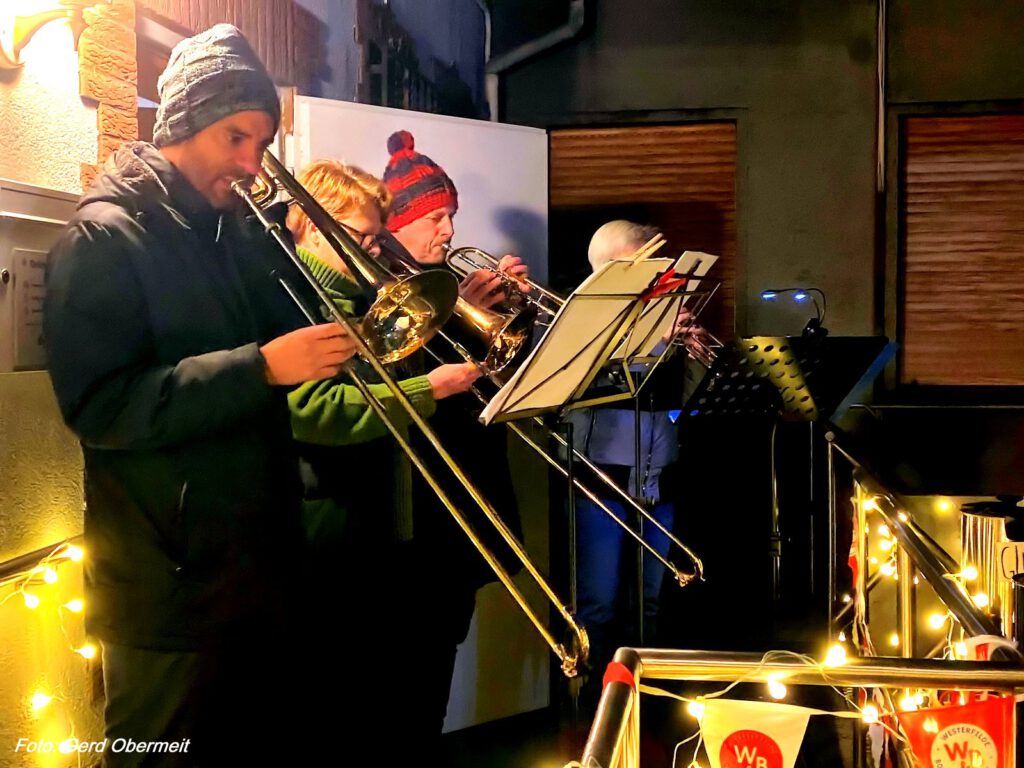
[44,142,309,650]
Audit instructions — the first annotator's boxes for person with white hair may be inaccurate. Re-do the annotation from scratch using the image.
[570,219,682,711]
[587,219,662,271]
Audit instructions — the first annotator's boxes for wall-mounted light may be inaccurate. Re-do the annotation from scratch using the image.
[0,1,88,70]
[759,286,828,338]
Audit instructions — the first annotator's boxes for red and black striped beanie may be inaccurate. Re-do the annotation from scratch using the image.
[382,131,459,231]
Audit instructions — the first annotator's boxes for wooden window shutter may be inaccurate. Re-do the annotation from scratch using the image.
[901,115,1024,385]
[549,124,737,338]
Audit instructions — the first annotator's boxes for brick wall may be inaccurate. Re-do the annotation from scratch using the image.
[77,0,139,193]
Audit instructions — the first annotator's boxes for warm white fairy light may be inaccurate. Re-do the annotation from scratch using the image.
[42,567,58,584]
[686,700,705,722]
[898,512,909,522]
[838,631,847,642]
[928,612,948,630]
[824,644,847,667]
[888,632,900,648]
[63,598,84,613]
[30,691,53,712]
[863,497,879,511]
[861,704,879,724]
[899,693,918,711]
[955,642,968,659]
[23,592,40,609]
[923,717,939,734]
[64,544,84,562]
[766,674,787,700]
[936,498,953,513]
[879,538,894,552]
[972,593,990,609]
[76,644,97,660]
[960,565,978,582]
[880,561,896,577]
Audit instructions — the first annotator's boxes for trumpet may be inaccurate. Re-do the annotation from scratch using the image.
[443,243,565,321]
[253,152,458,363]
[236,151,589,677]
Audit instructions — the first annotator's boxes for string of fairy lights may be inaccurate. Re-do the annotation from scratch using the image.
[1,540,97,756]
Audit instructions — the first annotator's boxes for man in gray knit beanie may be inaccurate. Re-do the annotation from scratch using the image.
[150,23,282,210]
[44,21,355,767]
[154,23,280,148]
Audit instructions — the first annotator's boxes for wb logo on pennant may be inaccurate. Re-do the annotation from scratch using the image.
[931,724,998,768]
[720,730,784,768]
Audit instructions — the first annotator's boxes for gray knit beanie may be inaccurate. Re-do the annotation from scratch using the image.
[153,24,280,148]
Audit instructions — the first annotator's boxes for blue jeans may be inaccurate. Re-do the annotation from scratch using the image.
[576,495,674,671]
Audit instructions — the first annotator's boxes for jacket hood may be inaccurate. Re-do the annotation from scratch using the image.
[80,142,218,229]
[80,142,172,210]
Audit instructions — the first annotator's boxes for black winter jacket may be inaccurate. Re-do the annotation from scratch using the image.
[44,143,309,650]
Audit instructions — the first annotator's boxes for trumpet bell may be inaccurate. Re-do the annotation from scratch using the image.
[449,299,536,373]
[363,272,459,363]
[485,307,535,372]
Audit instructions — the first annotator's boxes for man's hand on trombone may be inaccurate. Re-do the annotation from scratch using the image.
[260,323,357,385]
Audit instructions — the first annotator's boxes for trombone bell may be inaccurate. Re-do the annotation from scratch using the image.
[363,272,459,363]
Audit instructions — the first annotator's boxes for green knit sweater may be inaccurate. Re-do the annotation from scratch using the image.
[287,246,437,447]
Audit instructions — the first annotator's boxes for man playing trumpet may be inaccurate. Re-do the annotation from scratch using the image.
[377,131,531,744]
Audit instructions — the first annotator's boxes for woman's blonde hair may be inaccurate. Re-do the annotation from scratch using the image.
[285,159,392,236]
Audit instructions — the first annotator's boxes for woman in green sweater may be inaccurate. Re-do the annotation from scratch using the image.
[283,160,479,745]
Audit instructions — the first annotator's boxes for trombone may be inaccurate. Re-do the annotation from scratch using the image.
[235,152,589,677]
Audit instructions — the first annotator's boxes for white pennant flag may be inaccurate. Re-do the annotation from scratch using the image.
[700,699,813,768]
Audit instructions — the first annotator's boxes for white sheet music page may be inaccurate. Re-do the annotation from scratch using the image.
[481,258,675,424]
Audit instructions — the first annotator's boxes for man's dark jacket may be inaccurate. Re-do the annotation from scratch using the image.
[44,143,309,651]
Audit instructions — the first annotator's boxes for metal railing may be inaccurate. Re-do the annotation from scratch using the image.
[580,648,1024,768]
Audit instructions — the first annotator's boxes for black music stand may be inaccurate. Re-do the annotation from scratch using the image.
[683,335,896,424]
[680,334,896,610]
[479,253,720,688]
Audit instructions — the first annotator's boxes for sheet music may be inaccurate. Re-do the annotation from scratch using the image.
[481,258,675,424]
[610,251,719,361]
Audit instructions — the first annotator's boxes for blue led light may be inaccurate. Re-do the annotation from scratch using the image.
[793,291,808,302]
[761,291,778,301]
[668,409,682,423]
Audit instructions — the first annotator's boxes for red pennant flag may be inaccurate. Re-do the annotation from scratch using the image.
[897,695,1013,768]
